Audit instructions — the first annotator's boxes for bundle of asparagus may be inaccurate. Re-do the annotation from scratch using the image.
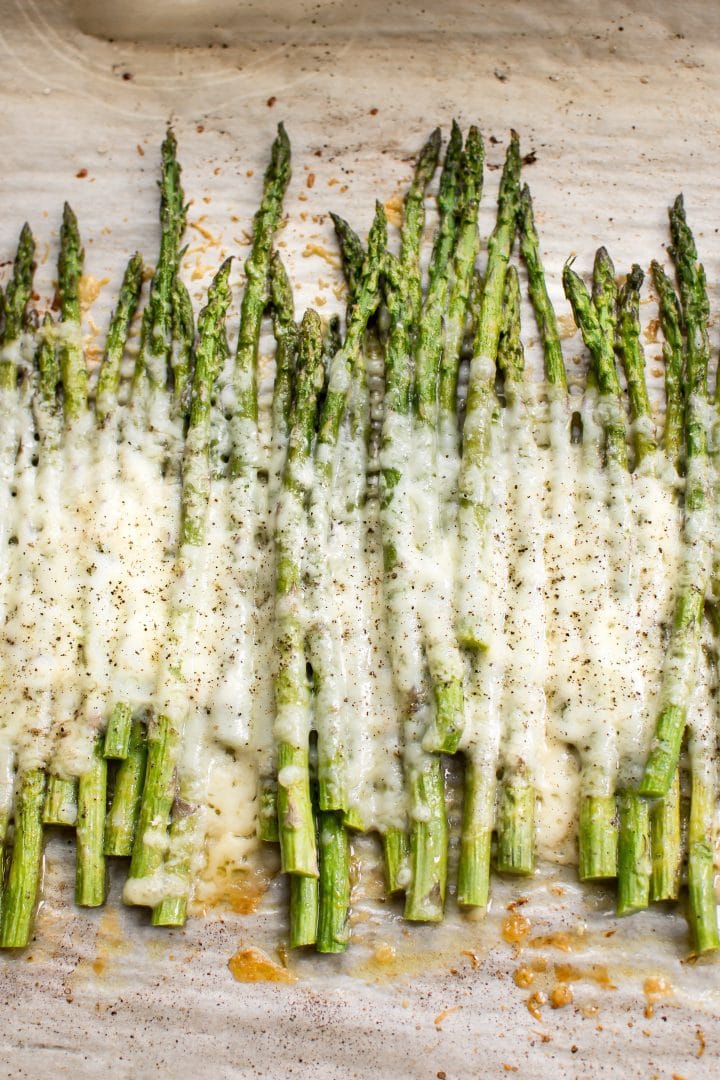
[0,120,717,960]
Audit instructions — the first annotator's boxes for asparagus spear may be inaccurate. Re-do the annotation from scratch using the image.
[44,205,90,820]
[647,262,685,900]
[104,720,148,856]
[289,872,319,948]
[399,128,441,330]
[0,770,46,948]
[614,263,659,914]
[327,218,409,884]
[231,123,291,465]
[380,252,448,921]
[456,131,520,650]
[330,212,365,306]
[518,185,567,391]
[258,252,300,845]
[0,223,35,390]
[651,260,684,469]
[317,809,351,953]
[269,251,299,495]
[133,129,186,397]
[414,120,463,428]
[687,767,720,953]
[437,124,483,447]
[493,265,540,876]
[562,258,625,881]
[95,251,144,426]
[75,736,107,906]
[305,207,385,820]
[617,265,656,466]
[650,771,681,902]
[126,259,233,903]
[170,277,195,416]
[640,196,713,798]
[411,123,468,756]
[57,203,88,421]
[274,308,325,877]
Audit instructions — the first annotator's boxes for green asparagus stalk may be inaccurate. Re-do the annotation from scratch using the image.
[411,123,467,756]
[380,252,448,922]
[399,128,441,329]
[58,203,88,422]
[640,196,713,798]
[456,137,521,905]
[289,873,319,948]
[650,770,681,901]
[274,309,325,876]
[686,770,720,953]
[133,129,186,397]
[95,251,144,424]
[437,123,483,433]
[616,791,651,915]
[562,258,626,881]
[307,207,385,818]
[75,735,107,906]
[228,133,292,850]
[128,259,233,896]
[330,212,366,307]
[170,277,195,415]
[651,260,684,468]
[518,185,566,391]
[456,131,520,650]
[231,123,291,463]
[103,702,134,761]
[0,769,46,948]
[414,120,463,427]
[317,809,351,953]
[382,827,410,895]
[493,266,535,876]
[257,252,300,845]
[0,223,35,390]
[563,253,627,469]
[270,251,299,464]
[105,720,148,856]
[42,777,78,826]
[617,265,656,466]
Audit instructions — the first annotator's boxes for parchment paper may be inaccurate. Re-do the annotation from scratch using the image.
[1,2,720,1076]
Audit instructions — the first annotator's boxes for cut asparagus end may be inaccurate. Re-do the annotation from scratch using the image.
[640,702,689,798]
[317,811,351,954]
[422,680,464,755]
[277,743,318,878]
[289,873,319,949]
[42,776,78,827]
[457,755,494,908]
[0,769,46,949]
[616,792,651,916]
[578,795,618,881]
[104,720,148,857]
[258,781,279,843]
[687,774,720,955]
[383,827,409,896]
[103,702,134,760]
[496,780,535,876]
[404,758,448,923]
[75,736,108,907]
[650,771,681,902]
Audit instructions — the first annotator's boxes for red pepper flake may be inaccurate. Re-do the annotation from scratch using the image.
[267,96,277,107]
[306,173,316,189]
[136,144,145,157]
[370,107,379,115]
[76,168,88,179]
[196,124,205,133]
